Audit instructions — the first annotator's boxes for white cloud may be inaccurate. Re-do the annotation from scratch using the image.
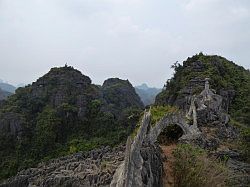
[0,0,249,87]
[231,6,249,18]
[183,0,222,11]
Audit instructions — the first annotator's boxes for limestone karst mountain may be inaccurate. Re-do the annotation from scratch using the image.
[156,53,250,127]
[0,54,249,187]
[0,65,143,181]
[2,73,248,187]
[135,83,161,106]
[102,78,144,115]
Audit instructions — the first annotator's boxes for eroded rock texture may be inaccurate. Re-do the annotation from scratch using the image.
[0,146,125,187]
[111,99,201,187]
[110,112,164,187]
[111,78,249,187]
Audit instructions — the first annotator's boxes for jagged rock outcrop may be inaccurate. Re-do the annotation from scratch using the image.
[110,111,164,187]
[190,78,229,126]
[111,76,249,187]
[111,91,203,187]
[0,146,125,187]
[155,53,250,126]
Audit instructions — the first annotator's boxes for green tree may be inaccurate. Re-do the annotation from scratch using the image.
[35,106,61,158]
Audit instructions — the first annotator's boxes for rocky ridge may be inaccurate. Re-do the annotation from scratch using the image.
[155,53,250,126]
[0,146,125,187]
[111,78,249,187]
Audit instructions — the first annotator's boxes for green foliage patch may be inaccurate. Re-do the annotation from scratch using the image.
[173,144,228,187]
[151,105,179,126]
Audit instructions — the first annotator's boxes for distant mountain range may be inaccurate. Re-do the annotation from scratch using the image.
[0,88,12,100]
[0,81,16,100]
[0,81,16,93]
[0,80,26,100]
[135,83,162,106]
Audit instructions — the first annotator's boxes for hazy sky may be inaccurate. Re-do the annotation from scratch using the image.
[0,0,249,87]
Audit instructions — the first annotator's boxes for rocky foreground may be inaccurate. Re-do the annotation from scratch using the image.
[0,146,125,187]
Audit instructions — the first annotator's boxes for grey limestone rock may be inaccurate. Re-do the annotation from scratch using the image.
[0,146,125,187]
[0,112,24,137]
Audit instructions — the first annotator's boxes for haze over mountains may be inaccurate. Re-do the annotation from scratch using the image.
[0,81,16,100]
[0,77,161,107]
[135,84,161,106]
[0,81,16,93]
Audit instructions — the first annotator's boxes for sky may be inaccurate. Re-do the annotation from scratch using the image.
[0,0,249,88]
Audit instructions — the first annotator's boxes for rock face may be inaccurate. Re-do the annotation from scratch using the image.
[29,66,95,117]
[111,77,249,187]
[154,55,250,186]
[0,112,24,137]
[110,111,164,187]
[0,146,125,187]
[102,78,144,115]
[111,98,201,187]
[111,80,226,187]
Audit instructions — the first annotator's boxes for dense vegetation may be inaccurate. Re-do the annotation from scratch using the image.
[0,66,143,181]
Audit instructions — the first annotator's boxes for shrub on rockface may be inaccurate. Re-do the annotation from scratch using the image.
[151,105,179,126]
[130,106,179,140]
[172,144,228,187]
